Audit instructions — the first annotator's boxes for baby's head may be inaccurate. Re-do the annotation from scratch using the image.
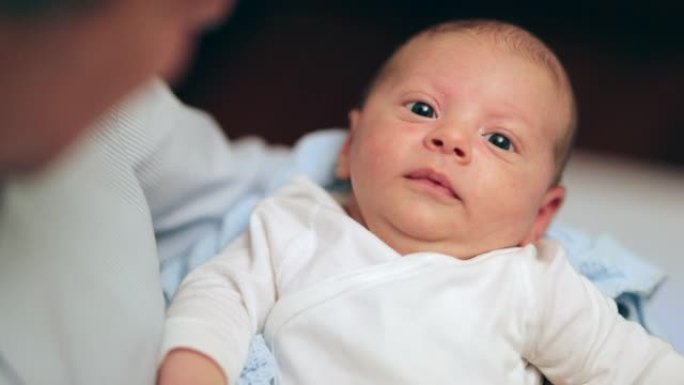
[336,19,577,260]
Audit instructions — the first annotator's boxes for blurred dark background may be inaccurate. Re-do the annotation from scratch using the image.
[174,0,684,168]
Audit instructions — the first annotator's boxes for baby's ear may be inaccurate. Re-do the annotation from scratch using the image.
[348,108,360,131]
[335,109,360,180]
[521,185,565,245]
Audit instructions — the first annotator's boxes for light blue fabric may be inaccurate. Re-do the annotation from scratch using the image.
[160,128,665,385]
[546,224,665,328]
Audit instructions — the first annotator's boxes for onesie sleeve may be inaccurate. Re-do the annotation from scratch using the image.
[159,214,278,384]
[524,240,684,384]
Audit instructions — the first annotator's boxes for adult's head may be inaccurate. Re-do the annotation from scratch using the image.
[0,0,235,175]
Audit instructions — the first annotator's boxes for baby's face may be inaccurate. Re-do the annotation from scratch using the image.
[337,32,569,259]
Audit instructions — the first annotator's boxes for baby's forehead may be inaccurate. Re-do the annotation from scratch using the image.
[415,31,572,123]
[398,31,562,82]
[391,32,569,105]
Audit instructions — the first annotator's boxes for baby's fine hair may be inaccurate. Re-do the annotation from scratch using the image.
[363,19,578,185]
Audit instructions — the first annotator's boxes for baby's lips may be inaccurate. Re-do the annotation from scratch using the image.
[405,168,461,200]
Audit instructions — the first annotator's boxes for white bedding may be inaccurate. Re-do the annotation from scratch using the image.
[557,151,684,353]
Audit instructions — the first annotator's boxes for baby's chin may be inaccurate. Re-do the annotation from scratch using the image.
[391,240,477,260]
[371,220,473,259]
[346,197,524,259]
[382,220,527,260]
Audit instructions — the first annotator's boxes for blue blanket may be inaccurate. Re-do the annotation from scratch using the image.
[160,129,665,385]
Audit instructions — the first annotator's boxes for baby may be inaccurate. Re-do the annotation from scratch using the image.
[158,20,683,384]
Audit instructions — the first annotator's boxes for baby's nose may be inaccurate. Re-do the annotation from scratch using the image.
[429,138,467,158]
[424,129,471,162]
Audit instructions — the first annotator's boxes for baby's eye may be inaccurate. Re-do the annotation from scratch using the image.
[405,101,436,118]
[484,133,514,151]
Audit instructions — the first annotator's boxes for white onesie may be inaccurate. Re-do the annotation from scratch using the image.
[162,177,684,385]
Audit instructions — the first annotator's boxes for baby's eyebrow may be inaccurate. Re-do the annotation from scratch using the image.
[488,112,527,125]
[398,75,450,96]
[487,102,533,126]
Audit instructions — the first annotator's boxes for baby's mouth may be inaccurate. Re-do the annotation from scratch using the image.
[405,169,460,200]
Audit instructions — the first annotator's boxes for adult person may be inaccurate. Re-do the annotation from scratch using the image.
[0,0,232,174]
[0,1,280,384]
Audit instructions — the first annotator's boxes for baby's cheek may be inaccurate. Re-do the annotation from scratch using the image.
[485,177,533,217]
[350,143,378,174]
[352,134,394,171]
